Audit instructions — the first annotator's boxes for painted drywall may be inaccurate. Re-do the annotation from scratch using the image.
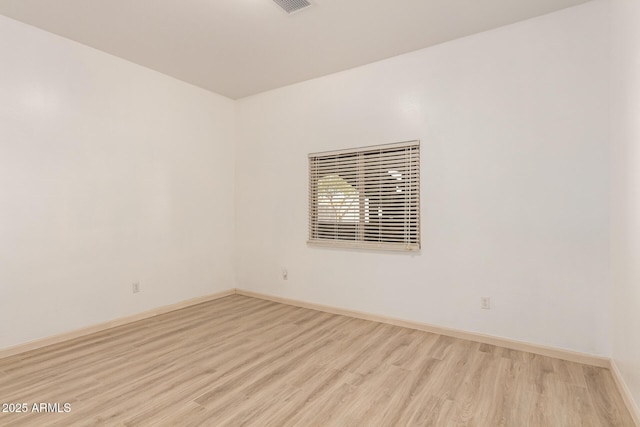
[235,1,610,355]
[0,15,236,350]
[610,0,640,413]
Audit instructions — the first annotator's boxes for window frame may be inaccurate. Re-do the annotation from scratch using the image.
[308,140,420,252]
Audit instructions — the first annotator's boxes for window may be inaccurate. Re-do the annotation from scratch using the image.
[308,140,420,251]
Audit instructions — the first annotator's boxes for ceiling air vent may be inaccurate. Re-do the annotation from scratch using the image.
[272,0,312,14]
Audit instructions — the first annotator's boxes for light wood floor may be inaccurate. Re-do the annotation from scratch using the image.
[0,295,634,426]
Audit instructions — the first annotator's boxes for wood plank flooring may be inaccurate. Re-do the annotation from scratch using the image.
[0,295,635,426]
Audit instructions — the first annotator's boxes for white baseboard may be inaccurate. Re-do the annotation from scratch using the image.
[0,289,235,360]
[235,289,610,368]
[610,359,640,426]
[2,287,609,369]
[236,289,640,421]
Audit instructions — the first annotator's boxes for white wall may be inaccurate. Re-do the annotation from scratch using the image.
[0,16,236,350]
[0,0,623,368]
[236,1,610,355]
[610,0,640,414]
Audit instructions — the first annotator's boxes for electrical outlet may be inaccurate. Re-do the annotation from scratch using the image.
[481,297,490,310]
[132,282,140,293]
[282,268,288,280]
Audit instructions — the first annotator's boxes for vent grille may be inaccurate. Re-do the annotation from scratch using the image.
[272,0,312,14]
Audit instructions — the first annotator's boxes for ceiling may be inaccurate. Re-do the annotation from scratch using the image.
[0,0,591,99]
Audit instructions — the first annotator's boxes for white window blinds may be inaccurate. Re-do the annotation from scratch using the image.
[308,140,420,251]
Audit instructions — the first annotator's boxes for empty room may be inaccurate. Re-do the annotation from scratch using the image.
[1,0,639,425]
